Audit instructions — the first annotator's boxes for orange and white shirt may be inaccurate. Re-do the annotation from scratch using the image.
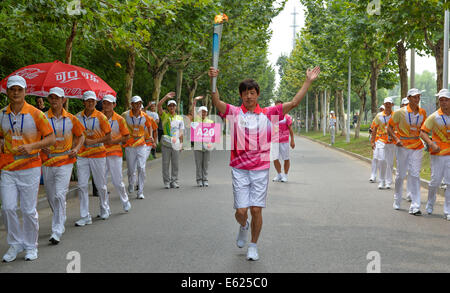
[421,108,450,156]
[41,108,85,167]
[388,104,427,150]
[104,111,129,157]
[372,111,393,144]
[0,102,53,171]
[76,109,111,158]
[144,117,158,147]
[122,110,152,148]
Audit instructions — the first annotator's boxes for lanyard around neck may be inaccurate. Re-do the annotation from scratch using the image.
[9,113,24,135]
[83,116,95,131]
[408,112,420,126]
[131,113,142,127]
[51,117,66,136]
[441,115,447,126]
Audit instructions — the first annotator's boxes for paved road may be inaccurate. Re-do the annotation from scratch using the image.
[0,136,449,273]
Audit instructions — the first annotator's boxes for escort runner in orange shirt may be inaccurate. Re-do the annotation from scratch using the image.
[75,91,112,225]
[388,88,427,215]
[0,75,55,262]
[420,90,450,218]
[102,94,132,212]
[41,87,85,245]
[122,96,153,199]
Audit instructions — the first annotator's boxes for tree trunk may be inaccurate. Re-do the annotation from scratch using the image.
[151,62,170,103]
[338,90,347,136]
[320,91,325,133]
[124,47,136,109]
[314,92,319,131]
[434,38,444,108]
[64,19,78,110]
[326,90,330,131]
[354,89,366,139]
[334,91,340,132]
[396,41,408,99]
[176,68,183,114]
[370,60,379,119]
[65,20,77,65]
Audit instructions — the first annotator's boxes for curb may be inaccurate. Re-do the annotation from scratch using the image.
[300,134,446,197]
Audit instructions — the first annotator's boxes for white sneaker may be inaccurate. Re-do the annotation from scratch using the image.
[273,174,281,182]
[406,195,412,202]
[2,245,24,263]
[137,193,145,199]
[393,202,400,210]
[246,244,259,261]
[127,185,134,194]
[197,181,203,187]
[426,205,433,215]
[236,221,249,248]
[100,212,110,220]
[171,182,180,189]
[49,233,60,245]
[164,183,170,189]
[203,181,209,187]
[385,183,392,189]
[369,177,376,183]
[123,201,131,212]
[75,216,92,226]
[409,208,422,216]
[378,181,386,190]
[24,248,38,261]
[280,174,288,183]
[446,215,450,221]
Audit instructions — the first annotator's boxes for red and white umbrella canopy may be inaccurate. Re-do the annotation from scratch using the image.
[0,60,116,99]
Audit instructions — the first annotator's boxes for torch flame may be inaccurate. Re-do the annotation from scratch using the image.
[214,13,229,24]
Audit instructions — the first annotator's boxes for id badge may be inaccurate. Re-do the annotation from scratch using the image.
[55,136,65,150]
[12,136,24,149]
[133,127,140,136]
[86,130,94,137]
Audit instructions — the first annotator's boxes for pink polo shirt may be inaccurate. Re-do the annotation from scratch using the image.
[221,103,284,170]
[276,114,292,143]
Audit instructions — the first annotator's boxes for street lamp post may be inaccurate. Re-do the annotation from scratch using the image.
[444,10,449,90]
[306,92,309,133]
[346,56,351,143]
[323,89,327,136]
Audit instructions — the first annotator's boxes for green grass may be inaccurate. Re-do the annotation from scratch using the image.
[300,130,432,181]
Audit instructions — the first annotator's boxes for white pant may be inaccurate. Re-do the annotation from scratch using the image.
[394,147,423,210]
[1,167,41,250]
[384,144,395,185]
[43,164,73,239]
[77,157,109,218]
[330,126,336,144]
[105,156,129,206]
[426,155,450,214]
[125,146,147,195]
[372,142,394,185]
[232,168,269,209]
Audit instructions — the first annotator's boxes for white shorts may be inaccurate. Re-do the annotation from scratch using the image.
[232,167,269,209]
[271,142,290,161]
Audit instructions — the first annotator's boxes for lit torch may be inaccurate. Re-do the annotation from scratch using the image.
[212,13,228,93]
